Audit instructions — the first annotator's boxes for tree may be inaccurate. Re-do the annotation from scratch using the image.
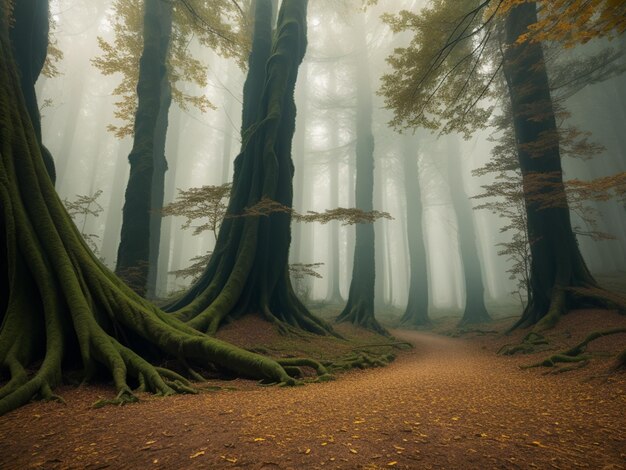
[9,0,56,183]
[380,0,626,329]
[0,0,324,417]
[336,11,386,335]
[501,2,625,329]
[399,134,430,327]
[446,140,491,325]
[114,0,173,296]
[93,0,246,296]
[164,0,337,336]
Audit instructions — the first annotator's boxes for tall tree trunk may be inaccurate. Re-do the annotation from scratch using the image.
[9,0,55,183]
[116,0,172,296]
[400,135,430,327]
[336,13,385,335]
[147,26,174,299]
[165,0,332,336]
[447,141,491,325]
[326,67,342,303]
[503,2,625,330]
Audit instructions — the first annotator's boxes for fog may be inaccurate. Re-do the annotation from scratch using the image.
[40,0,626,317]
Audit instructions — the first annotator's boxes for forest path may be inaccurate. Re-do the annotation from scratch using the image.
[1,329,624,469]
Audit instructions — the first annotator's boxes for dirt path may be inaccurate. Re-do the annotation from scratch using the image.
[1,330,624,469]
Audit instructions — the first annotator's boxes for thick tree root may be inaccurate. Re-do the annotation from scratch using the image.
[522,328,626,371]
[498,332,550,356]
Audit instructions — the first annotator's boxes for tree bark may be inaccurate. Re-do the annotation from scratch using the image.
[503,2,625,330]
[147,22,174,299]
[9,0,55,183]
[116,0,172,296]
[165,0,332,336]
[400,135,430,327]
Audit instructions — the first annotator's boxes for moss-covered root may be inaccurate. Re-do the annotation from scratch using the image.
[328,352,396,371]
[498,332,549,356]
[523,327,626,371]
[275,357,333,382]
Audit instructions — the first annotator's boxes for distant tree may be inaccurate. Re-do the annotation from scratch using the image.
[447,143,492,326]
[399,135,430,327]
[336,12,387,335]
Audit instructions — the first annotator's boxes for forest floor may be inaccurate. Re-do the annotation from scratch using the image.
[0,308,625,469]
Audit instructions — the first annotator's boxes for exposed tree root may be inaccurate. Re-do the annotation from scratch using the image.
[522,328,626,371]
[510,284,626,333]
[498,332,550,356]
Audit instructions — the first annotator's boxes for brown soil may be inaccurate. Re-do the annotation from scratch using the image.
[1,310,625,469]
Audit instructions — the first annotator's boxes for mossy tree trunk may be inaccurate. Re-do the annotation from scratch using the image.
[165,0,332,336]
[336,13,385,336]
[116,0,172,296]
[503,2,625,330]
[447,143,491,326]
[0,3,299,416]
[147,34,173,299]
[400,134,430,327]
[9,0,55,183]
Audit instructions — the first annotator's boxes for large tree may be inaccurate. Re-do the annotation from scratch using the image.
[165,0,334,336]
[8,0,56,183]
[0,0,323,418]
[501,2,624,329]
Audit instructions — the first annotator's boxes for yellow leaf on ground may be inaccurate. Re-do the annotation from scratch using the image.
[190,451,205,459]
[254,437,266,442]
[388,462,398,466]
[305,448,311,454]
[350,448,358,454]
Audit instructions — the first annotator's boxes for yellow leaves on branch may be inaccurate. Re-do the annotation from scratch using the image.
[498,0,626,47]
[92,0,247,139]
[240,197,393,225]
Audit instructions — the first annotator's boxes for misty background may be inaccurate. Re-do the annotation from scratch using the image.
[39,0,626,317]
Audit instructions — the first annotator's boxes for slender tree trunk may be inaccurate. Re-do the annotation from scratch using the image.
[147,17,174,299]
[400,135,430,327]
[326,66,342,303]
[447,141,491,325]
[374,168,386,307]
[9,0,55,183]
[116,0,172,296]
[336,13,385,335]
[503,2,625,330]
